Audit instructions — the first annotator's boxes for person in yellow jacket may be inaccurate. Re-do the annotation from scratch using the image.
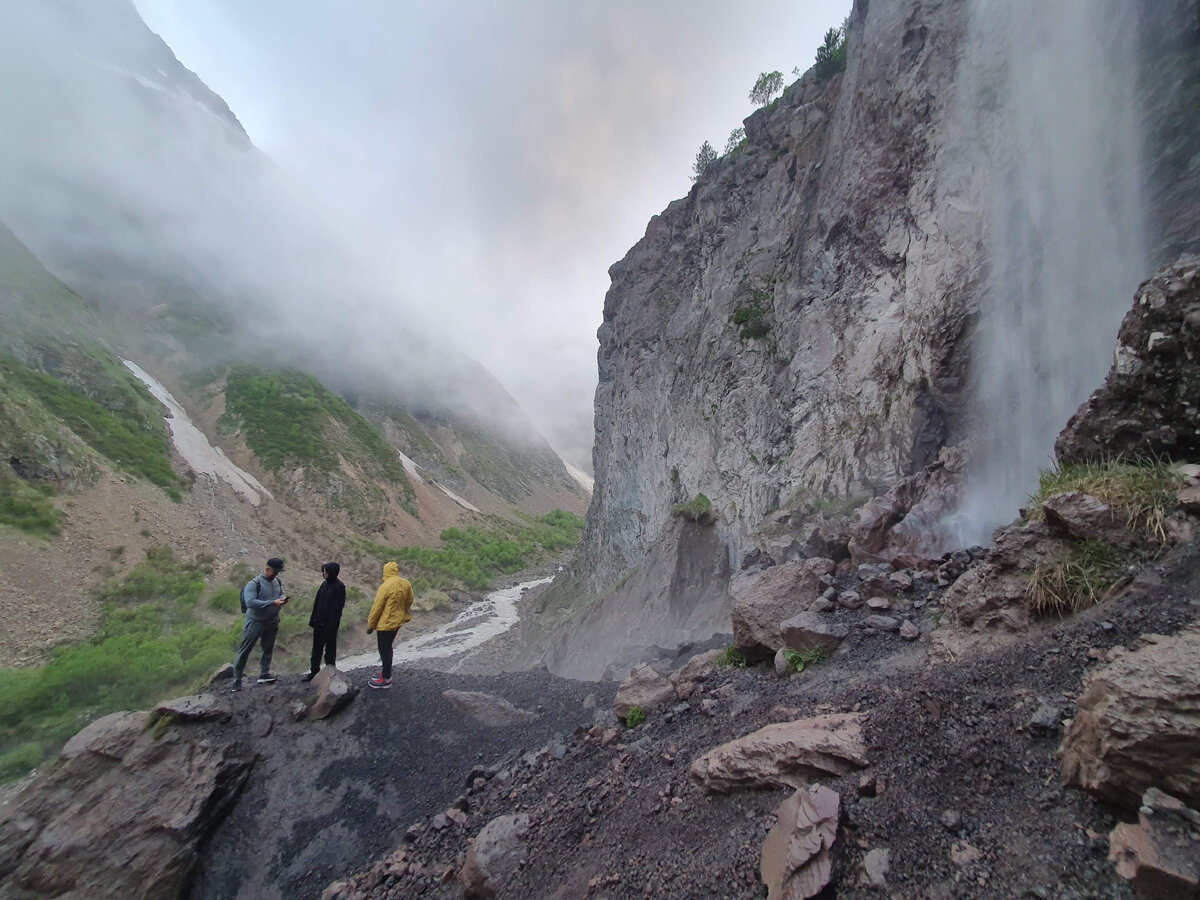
[366,561,414,689]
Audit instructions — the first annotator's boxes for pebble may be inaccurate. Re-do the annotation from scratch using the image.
[867,597,891,610]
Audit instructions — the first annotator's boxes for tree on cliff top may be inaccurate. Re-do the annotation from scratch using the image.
[691,141,718,181]
[813,25,847,81]
[749,70,784,107]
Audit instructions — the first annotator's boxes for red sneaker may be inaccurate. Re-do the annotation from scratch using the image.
[368,676,392,690]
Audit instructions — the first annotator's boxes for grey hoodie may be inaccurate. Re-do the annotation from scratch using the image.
[242,574,284,623]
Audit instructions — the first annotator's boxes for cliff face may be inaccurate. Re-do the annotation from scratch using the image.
[582,0,980,592]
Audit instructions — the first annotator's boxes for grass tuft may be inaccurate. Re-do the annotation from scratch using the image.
[672,493,715,525]
[624,706,645,728]
[1027,540,1129,616]
[782,646,829,673]
[1025,458,1183,543]
[0,478,62,537]
[718,645,747,668]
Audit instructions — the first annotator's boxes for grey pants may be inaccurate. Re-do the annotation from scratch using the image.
[233,618,278,680]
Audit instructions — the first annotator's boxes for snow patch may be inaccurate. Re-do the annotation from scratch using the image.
[561,458,594,493]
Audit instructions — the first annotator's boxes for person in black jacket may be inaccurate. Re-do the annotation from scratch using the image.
[302,562,346,682]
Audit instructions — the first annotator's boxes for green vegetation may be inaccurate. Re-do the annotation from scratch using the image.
[222,366,415,515]
[782,646,829,673]
[0,353,185,500]
[813,25,848,81]
[1028,540,1129,616]
[732,292,771,340]
[412,589,452,613]
[749,70,784,107]
[718,645,748,668]
[0,548,242,783]
[672,493,715,525]
[724,127,747,156]
[0,478,62,537]
[351,509,585,593]
[691,140,718,182]
[459,432,531,503]
[1024,458,1184,543]
[208,587,242,614]
[625,706,646,728]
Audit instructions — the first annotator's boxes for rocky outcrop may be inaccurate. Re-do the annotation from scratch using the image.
[0,710,253,899]
[1060,627,1200,808]
[690,714,868,793]
[1057,257,1200,464]
[308,666,358,721]
[760,785,840,900]
[579,0,979,596]
[1108,788,1200,897]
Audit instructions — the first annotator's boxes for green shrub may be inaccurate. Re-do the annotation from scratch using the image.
[625,706,645,728]
[718,645,747,668]
[412,589,452,612]
[782,646,829,673]
[0,478,62,537]
[732,292,771,340]
[672,493,715,525]
[0,741,42,781]
[813,25,848,81]
[1028,540,1128,616]
[208,587,242,614]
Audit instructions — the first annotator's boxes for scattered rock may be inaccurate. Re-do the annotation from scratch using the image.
[837,591,864,610]
[730,559,828,658]
[443,690,538,726]
[290,701,309,722]
[950,842,981,867]
[613,663,675,720]
[862,615,900,632]
[774,648,792,679]
[308,667,358,721]
[760,785,839,900]
[899,620,920,641]
[670,648,725,689]
[940,810,961,831]
[1060,625,1200,808]
[862,847,890,888]
[809,597,836,613]
[866,597,892,610]
[460,813,531,898]
[691,714,868,793]
[888,572,913,590]
[1108,788,1200,897]
[1028,703,1062,735]
[253,713,274,738]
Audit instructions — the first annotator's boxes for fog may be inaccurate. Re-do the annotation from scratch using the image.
[0,0,848,468]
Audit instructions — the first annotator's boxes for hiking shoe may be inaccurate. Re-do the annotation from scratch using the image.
[230,680,242,693]
[300,671,317,683]
[256,673,278,684]
[368,676,391,690]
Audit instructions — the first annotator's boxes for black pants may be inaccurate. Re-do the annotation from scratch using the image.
[309,624,339,674]
[377,629,398,678]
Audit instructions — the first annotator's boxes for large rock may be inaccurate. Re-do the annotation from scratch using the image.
[1040,491,1134,547]
[308,667,358,721]
[149,694,231,724]
[1057,256,1200,464]
[459,813,531,898]
[613,663,675,720]
[780,612,849,653]
[760,785,840,900]
[0,712,253,898]
[730,559,827,659]
[443,690,537,726]
[1108,788,1200,897]
[1060,627,1200,809]
[691,714,868,793]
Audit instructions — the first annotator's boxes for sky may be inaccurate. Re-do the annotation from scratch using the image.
[126,0,850,468]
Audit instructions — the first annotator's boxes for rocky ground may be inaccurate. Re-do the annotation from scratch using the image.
[310,532,1199,899]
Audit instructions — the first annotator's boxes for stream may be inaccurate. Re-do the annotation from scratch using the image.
[340,575,554,672]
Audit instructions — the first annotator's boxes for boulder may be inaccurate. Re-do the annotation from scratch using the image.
[862,615,900,632]
[730,559,827,658]
[862,848,890,888]
[308,667,358,721]
[613,663,675,720]
[690,714,868,793]
[780,612,849,654]
[206,663,235,685]
[0,713,253,898]
[760,785,840,900]
[1040,491,1133,546]
[1108,788,1200,897]
[671,648,725,686]
[1057,256,1200,464]
[443,691,538,726]
[1060,626,1200,808]
[460,813,531,898]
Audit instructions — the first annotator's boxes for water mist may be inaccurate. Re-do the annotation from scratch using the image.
[945,0,1148,546]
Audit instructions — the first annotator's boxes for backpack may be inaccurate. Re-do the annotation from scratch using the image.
[240,575,263,614]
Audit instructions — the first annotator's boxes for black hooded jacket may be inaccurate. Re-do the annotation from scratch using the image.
[310,565,346,630]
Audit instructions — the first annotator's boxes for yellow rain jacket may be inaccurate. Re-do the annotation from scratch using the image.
[367,562,414,632]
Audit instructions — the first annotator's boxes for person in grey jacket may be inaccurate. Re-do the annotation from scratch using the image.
[232,556,288,692]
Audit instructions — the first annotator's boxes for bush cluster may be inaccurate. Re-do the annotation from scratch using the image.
[672,493,715,525]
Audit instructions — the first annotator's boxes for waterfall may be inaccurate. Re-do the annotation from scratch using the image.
[946,0,1148,545]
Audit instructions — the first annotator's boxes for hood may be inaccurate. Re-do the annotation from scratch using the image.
[383,562,400,580]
